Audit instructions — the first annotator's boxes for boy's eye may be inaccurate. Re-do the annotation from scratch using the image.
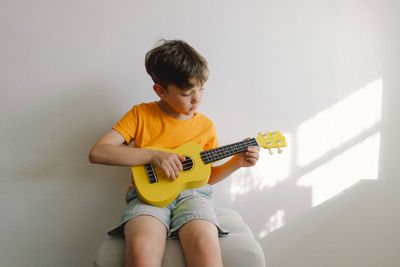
[180,88,204,96]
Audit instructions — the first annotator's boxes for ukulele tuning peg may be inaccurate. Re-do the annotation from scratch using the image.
[269,149,273,155]
[278,148,283,154]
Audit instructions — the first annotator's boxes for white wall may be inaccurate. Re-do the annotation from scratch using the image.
[1,0,399,266]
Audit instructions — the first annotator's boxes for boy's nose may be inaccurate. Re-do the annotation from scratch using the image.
[191,92,201,103]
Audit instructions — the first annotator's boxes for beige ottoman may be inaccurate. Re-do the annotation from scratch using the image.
[93,208,265,267]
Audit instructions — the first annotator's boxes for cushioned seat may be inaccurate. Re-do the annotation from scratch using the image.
[93,208,265,267]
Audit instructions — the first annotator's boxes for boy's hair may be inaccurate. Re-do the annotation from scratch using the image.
[145,39,209,89]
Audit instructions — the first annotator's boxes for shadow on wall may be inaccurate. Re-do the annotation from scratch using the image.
[223,76,383,240]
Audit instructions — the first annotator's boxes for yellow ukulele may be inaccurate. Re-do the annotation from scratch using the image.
[132,131,287,207]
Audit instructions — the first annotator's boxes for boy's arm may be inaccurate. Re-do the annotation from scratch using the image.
[89,129,185,180]
[208,145,260,185]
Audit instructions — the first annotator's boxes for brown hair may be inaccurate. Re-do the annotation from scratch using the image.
[145,39,209,89]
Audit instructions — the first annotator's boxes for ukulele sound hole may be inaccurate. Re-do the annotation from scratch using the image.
[182,156,194,172]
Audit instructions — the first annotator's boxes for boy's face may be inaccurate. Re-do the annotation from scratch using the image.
[155,79,204,119]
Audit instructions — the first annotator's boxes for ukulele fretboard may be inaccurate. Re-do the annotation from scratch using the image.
[200,138,259,165]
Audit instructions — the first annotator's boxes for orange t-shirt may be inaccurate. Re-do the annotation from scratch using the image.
[113,102,218,188]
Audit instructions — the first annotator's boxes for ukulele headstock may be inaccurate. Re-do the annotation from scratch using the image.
[256,131,287,154]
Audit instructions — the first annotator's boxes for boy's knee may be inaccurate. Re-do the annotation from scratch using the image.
[192,230,220,255]
[126,234,151,255]
[125,235,163,267]
[179,220,220,251]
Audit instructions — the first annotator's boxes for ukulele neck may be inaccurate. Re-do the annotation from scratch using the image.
[200,138,259,165]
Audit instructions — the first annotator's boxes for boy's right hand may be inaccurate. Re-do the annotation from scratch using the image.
[150,151,185,181]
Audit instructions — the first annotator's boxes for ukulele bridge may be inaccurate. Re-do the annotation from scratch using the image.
[145,164,158,183]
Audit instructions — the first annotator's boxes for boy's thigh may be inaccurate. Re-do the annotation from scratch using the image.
[121,189,171,236]
[169,190,224,238]
[124,215,168,237]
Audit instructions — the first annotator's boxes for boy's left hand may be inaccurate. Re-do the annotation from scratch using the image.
[233,139,260,167]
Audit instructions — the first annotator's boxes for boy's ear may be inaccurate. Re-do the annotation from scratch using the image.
[153,84,168,99]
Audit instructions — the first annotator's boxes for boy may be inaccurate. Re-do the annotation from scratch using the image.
[89,39,260,267]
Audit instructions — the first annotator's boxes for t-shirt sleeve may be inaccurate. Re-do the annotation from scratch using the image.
[112,106,137,144]
[203,122,218,151]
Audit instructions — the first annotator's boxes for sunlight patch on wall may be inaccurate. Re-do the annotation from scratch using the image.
[296,77,382,207]
[258,209,286,238]
[297,132,380,207]
[297,78,382,167]
[229,134,292,202]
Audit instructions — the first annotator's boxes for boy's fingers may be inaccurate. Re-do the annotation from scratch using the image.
[166,155,182,179]
[173,161,181,177]
[246,147,259,155]
[177,154,186,161]
[160,161,176,180]
[245,152,259,162]
[174,156,183,171]
[247,146,260,152]
[161,166,171,179]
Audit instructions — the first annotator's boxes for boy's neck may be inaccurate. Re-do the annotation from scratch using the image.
[157,100,194,120]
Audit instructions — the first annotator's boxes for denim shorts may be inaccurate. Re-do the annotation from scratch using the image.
[107,184,229,239]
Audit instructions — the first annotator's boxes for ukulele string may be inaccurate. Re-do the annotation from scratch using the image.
[201,139,258,161]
